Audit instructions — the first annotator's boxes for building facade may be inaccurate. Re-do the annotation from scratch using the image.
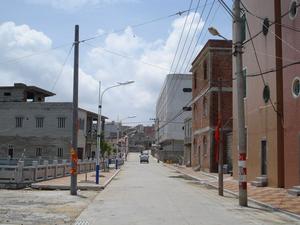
[232,0,300,188]
[190,40,232,172]
[0,83,102,161]
[156,74,192,163]
[183,117,192,166]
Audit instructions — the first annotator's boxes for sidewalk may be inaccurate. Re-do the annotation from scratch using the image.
[165,164,300,218]
[31,169,120,191]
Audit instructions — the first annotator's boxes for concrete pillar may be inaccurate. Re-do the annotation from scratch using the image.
[43,160,49,180]
[16,161,24,183]
[32,161,38,181]
[53,160,58,178]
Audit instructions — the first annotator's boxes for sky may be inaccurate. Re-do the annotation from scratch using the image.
[0,0,232,126]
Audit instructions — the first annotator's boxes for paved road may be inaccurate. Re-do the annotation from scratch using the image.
[75,153,300,225]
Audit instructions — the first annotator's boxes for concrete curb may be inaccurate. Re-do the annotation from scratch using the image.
[31,169,121,191]
[102,169,121,189]
[167,164,300,221]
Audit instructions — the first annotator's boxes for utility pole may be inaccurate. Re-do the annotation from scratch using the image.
[218,77,223,196]
[71,24,79,195]
[96,81,101,184]
[234,0,247,206]
[116,119,119,170]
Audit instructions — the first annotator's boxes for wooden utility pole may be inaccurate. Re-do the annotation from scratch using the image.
[71,25,79,195]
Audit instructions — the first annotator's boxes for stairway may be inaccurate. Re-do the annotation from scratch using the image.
[288,186,300,196]
[251,175,268,187]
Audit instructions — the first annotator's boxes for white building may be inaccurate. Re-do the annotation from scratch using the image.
[0,83,105,161]
[156,74,192,163]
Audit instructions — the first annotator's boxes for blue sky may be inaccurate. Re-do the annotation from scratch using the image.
[0,0,232,125]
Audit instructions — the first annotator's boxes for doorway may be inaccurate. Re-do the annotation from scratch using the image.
[261,140,267,175]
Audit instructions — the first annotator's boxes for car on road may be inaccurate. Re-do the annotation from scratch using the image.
[139,153,149,163]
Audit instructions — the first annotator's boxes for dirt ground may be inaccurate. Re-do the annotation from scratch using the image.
[0,189,98,225]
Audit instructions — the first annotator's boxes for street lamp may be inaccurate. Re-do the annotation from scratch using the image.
[116,115,136,167]
[208,27,228,40]
[96,80,134,184]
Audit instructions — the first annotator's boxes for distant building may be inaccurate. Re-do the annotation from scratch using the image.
[0,83,105,161]
[156,74,192,163]
[190,39,232,172]
[183,117,192,166]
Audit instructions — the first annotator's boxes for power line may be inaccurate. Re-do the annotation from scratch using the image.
[0,43,71,66]
[51,44,74,91]
[82,42,169,71]
[183,0,216,72]
[178,0,210,73]
[80,8,196,43]
[168,0,194,74]
[244,18,280,118]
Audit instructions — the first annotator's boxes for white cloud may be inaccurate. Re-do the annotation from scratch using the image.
[0,13,204,123]
[25,0,139,11]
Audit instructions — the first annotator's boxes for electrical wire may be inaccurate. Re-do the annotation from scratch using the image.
[51,44,74,91]
[244,18,281,119]
[83,42,169,71]
[80,7,196,43]
[168,0,194,74]
[178,0,209,74]
[0,43,71,66]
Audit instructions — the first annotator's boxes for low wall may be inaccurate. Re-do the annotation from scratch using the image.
[0,159,98,189]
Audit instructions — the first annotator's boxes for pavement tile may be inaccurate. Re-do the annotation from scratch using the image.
[167,164,300,217]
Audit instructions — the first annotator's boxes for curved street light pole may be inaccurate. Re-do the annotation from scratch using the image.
[96,81,134,184]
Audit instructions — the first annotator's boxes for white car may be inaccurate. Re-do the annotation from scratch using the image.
[139,153,149,163]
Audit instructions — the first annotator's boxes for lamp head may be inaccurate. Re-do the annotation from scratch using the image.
[208,27,220,36]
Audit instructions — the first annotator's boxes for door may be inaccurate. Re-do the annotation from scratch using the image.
[78,148,84,160]
[8,148,13,159]
[261,140,267,175]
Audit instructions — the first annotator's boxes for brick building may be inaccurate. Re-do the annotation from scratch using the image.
[190,39,232,172]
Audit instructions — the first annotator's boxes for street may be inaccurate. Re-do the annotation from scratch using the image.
[75,153,300,225]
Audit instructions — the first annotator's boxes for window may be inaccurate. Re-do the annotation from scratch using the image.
[57,148,63,157]
[36,117,44,128]
[292,77,300,97]
[16,117,24,128]
[8,145,13,158]
[203,97,208,117]
[36,147,42,157]
[193,71,197,89]
[203,60,208,80]
[79,118,85,130]
[262,18,270,36]
[289,0,298,20]
[263,85,270,103]
[4,92,11,96]
[203,136,207,155]
[57,117,66,128]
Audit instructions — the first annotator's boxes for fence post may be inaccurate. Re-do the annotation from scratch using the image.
[32,161,38,181]
[43,160,49,180]
[16,161,24,183]
[53,160,58,178]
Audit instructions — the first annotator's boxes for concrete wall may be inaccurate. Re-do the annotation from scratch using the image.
[232,0,282,187]
[156,74,192,143]
[0,102,88,160]
[281,0,300,188]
